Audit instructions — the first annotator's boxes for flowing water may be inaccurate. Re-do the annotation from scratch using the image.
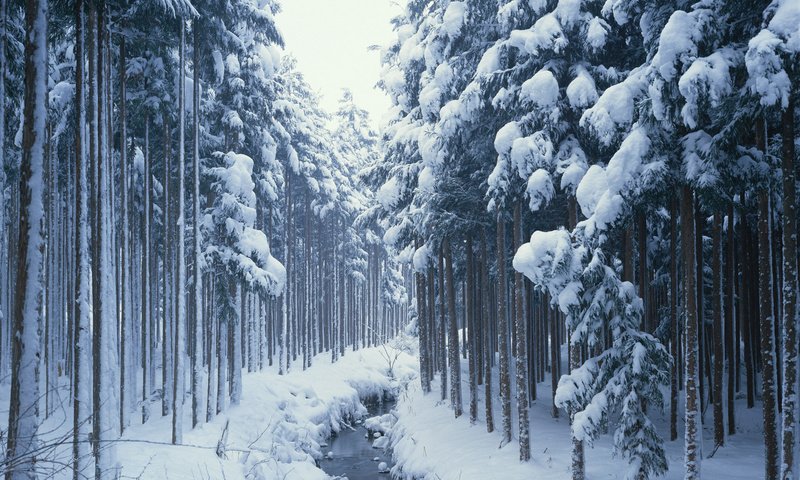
[320,397,396,480]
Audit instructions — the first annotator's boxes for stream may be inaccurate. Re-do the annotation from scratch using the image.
[320,396,396,480]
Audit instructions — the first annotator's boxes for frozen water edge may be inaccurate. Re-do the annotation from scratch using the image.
[0,345,418,480]
[116,346,417,479]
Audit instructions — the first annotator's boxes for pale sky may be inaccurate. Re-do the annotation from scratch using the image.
[276,0,401,126]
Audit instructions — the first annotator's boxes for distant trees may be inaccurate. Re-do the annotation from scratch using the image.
[0,1,406,478]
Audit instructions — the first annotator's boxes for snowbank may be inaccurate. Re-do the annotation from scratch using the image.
[0,345,417,480]
[118,346,416,480]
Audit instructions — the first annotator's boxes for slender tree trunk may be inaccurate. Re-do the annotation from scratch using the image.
[670,196,679,442]
[207,277,217,422]
[280,172,291,374]
[481,229,494,433]
[217,287,227,414]
[73,1,92,476]
[550,300,560,419]
[88,4,102,473]
[696,200,706,416]
[779,92,797,480]
[513,204,531,461]
[712,212,724,447]
[118,27,130,435]
[681,186,701,480]
[740,200,756,409]
[172,19,187,445]
[141,116,151,423]
[756,119,779,480]
[427,260,435,383]
[444,238,462,417]
[191,19,204,430]
[496,214,512,445]
[725,203,736,436]
[438,246,447,401]
[466,236,478,423]
[637,212,649,332]
[231,282,243,405]
[759,186,779,480]
[0,0,5,376]
[162,118,172,417]
[6,0,47,477]
[416,238,431,393]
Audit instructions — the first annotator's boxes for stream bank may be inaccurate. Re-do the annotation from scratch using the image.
[321,394,397,480]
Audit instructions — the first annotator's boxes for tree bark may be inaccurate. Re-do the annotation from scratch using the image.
[191,18,205,430]
[758,186,779,480]
[172,18,187,445]
[466,235,478,423]
[444,238,462,417]
[712,212,724,447]
[6,0,47,477]
[496,214,512,445]
[73,0,92,476]
[681,186,701,480]
[513,203,530,461]
[779,92,797,480]
[725,203,736,436]
[416,237,430,393]
[670,196,679,442]
[481,229,494,433]
[438,246,447,401]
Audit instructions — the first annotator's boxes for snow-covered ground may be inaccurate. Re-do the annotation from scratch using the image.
[0,344,417,480]
[389,348,765,480]
[117,345,417,480]
[0,338,769,480]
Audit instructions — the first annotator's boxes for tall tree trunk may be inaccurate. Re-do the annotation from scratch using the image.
[73,0,92,474]
[231,283,243,405]
[779,92,797,480]
[118,26,130,435]
[191,18,204,430]
[513,203,530,462]
[481,229,494,433]
[712,212,724,447]
[416,238,431,393]
[740,200,756,409]
[696,200,706,415]
[6,0,47,477]
[162,118,172,417]
[759,186,779,480]
[637,212,648,332]
[280,172,291,374]
[0,0,6,380]
[141,116,151,424]
[496,214,512,445]
[756,120,779,479]
[725,203,736,436]
[466,235,478,423]
[216,288,227,414]
[681,186,701,480]
[438,246,447,401]
[444,238,462,417]
[172,19,187,445]
[670,196,679,442]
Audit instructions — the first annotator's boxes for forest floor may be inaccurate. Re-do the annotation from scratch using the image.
[390,345,766,480]
[0,339,768,480]
[0,343,417,480]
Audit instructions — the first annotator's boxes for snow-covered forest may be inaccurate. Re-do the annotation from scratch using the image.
[0,0,797,479]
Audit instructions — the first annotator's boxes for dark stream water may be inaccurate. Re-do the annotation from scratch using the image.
[320,397,396,480]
